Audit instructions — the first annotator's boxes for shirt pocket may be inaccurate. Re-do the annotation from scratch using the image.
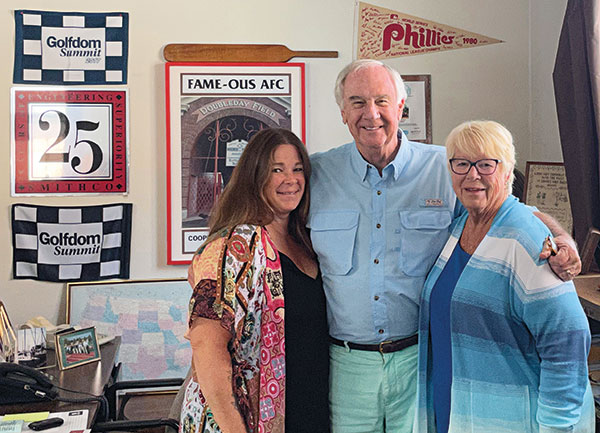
[399,210,452,277]
[309,211,359,276]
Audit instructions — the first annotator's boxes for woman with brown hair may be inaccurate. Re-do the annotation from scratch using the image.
[179,128,329,433]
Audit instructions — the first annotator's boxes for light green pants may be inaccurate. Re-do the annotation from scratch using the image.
[329,343,418,433]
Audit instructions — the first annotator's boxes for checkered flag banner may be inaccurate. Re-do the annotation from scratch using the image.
[12,203,132,282]
[14,10,129,85]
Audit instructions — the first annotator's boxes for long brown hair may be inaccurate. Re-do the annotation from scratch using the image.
[208,128,314,256]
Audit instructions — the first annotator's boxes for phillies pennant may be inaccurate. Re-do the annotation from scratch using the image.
[356,2,502,59]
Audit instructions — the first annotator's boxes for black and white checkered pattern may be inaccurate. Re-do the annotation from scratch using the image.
[14,10,128,85]
[12,203,132,282]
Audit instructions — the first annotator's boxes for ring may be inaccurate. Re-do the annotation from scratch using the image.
[566,270,573,277]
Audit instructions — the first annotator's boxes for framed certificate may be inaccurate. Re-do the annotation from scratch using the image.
[400,75,432,143]
[524,161,573,234]
[165,62,306,264]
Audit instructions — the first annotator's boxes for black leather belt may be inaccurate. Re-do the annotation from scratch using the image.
[330,334,418,354]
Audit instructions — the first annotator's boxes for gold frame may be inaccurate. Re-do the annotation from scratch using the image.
[55,326,101,370]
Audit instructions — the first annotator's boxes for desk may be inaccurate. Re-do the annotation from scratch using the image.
[0,336,120,428]
[574,274,600,322]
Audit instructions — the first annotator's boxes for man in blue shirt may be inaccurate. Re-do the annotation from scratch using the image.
[308,59,581,432]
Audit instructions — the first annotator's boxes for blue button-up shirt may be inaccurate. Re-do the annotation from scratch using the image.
[308,132,459,343]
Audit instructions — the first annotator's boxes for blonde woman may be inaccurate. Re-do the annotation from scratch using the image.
[414,121,594,433]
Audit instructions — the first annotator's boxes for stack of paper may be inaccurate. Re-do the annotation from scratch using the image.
[0,410,89,433]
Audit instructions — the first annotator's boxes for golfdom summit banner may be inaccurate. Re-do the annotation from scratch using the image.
[13,10,129,85]
[12,203,132,282]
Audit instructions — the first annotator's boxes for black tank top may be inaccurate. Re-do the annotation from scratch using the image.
[280,252,330,433]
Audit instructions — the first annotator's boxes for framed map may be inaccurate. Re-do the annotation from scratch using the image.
[165,62,306,264]
[67,278,191,380]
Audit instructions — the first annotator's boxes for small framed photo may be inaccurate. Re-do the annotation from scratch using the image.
[55,326,101,370]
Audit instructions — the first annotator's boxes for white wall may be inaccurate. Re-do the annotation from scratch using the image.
[1,0,565,326]
[530,0,569,163]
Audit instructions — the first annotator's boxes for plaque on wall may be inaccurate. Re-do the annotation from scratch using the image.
[11,87,128,196]
[165,63,306,264]
[400,75,431,143]
[524,161,572,235]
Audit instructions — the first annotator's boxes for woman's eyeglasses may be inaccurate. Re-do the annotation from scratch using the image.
[449,158,502,175]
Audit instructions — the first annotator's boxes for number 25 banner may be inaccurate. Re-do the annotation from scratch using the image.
[11,88,128,196]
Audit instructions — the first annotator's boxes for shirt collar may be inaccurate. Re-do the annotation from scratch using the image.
[349,130,411,182]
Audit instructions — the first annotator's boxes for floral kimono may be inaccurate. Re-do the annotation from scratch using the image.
[180,225,285,433]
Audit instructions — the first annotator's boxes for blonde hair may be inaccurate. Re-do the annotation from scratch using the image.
[445,120,516,194]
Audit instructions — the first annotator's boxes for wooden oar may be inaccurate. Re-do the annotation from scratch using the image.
[163,43,338,62]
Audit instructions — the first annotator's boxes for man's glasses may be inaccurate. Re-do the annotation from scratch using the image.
[449,158,502,175]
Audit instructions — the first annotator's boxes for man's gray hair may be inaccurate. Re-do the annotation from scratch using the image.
[334,59,407,109]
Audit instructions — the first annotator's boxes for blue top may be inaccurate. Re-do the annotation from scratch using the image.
[309,131,460,343]
[415,196,595,433]
[429,242,471,433]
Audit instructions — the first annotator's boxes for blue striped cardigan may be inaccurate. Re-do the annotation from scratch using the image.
[414,196,595,433]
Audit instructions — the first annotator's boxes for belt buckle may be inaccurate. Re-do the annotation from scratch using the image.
[378,340,392,354]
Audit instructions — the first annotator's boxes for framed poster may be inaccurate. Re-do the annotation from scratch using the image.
[524,161,573,234]
[165,62,306,264]
[67,278,191,380]
[11,87,128,196]
[400,75,432,143]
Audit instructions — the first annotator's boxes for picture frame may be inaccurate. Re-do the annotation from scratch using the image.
[400,75,432,143]
[67,278,191,380]
[11,87,129,196]
[165,62,306,264]
[0,301,17,363]
[523,161,573,235]
[55,326,100,370]
[581,227,600,274]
